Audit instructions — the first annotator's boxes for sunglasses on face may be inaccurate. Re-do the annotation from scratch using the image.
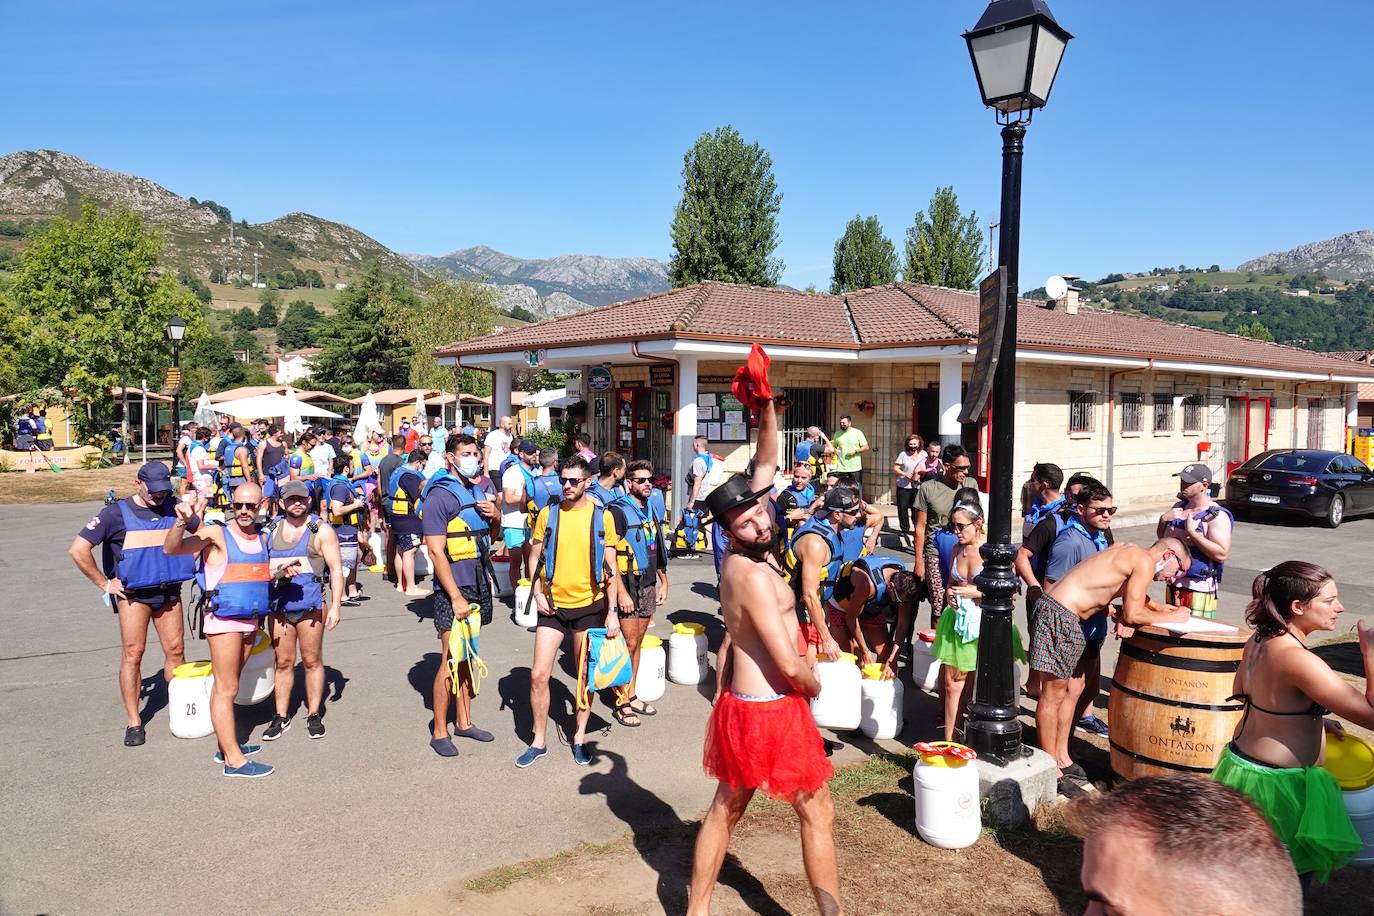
[419,440,432,446]
[1086,505,1118,516]
[560,477,587,487]
[629,476,653,484]
[952,521,976,532]
[950,464,971,472]
[231,501,259,510]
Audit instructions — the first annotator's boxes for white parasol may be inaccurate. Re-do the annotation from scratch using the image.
[283,387,308,434]
[411,390,428,431]
[193,391,217,427]
[208,392,341,424]
[352,390,383,444]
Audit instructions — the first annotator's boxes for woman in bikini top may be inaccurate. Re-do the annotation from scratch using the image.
[1227,562,1374,769]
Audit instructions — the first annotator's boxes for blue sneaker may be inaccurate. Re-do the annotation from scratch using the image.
[1078,715,1110,738]
[572,743,591,766]
[213,743,262,764]
[222,759,274,779]
[515,745,548,768]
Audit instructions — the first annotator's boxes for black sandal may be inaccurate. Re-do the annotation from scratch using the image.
[626,695,657,717]
[613,705,642,728]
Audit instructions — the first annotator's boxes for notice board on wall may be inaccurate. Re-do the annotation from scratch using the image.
[693,391,751,442]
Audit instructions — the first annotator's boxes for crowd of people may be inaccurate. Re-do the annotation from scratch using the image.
[65,367,1374,907]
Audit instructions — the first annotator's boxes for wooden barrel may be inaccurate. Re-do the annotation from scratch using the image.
[1108,625,1250,780]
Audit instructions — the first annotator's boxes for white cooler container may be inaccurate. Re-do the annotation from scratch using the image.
[234,628,275,706]
[668,622,708,685]
[811,653,861,731]
[913,743,981,849]
[169,661,215,739]
[636,635,667,702]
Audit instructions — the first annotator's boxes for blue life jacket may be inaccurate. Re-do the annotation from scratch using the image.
[212,526,271,619]
[783,515,845,602]
[588,481,618,508]
[327,476,362,537]
[935,527,961,585]
[1064,517,1109,551]
[527,471,562,519]
[853,556,906,615]
[611,493,664,577]
[774,483,816,548]
[839,522,868,564]
[17,416,35,437]
[421,470,492,564]
[267,515,323,614]
[1023,496,1065,538]
[115,499,195,590]
[1029,512,1072,582]
[385,465,423,516]
[543,503,606,590]
[1172,505,1234,581]
[647,487,669,543]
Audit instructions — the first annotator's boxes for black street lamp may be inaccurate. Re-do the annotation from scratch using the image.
[962,0,1071,764]
[166,315,187,448]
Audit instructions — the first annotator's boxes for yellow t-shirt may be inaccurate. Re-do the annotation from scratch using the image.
[532,503,621,609]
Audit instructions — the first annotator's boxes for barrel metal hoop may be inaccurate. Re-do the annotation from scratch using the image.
[1119,642,1240,673]
[1108,739,1218,775]
[1138,633,1248,650]
[1108,678,1246,712]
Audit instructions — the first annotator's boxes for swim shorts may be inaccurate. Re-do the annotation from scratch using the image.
[535,598,605,635]
[203,612,259,636]
[434,581,493,634]
[503,525,527,549]
[1029,593,1087,681]
[703,691,834,801]
[120,585,183,613]
[617,574,657,620]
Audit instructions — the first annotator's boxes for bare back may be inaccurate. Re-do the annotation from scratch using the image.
[1045,543,1143,620]
[720,550,803,697]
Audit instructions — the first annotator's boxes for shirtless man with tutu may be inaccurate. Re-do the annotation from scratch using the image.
[687,375,843,916]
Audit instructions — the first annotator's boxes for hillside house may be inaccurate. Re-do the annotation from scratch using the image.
[275,348,320,384]
[436,281,1374,513]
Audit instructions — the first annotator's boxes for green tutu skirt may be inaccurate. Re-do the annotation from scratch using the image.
[1212,743,1362,882]
[931,611,1026,674]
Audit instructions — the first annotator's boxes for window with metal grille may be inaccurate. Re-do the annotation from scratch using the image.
[1153,393,1173,432]
[781,387,830,461]
[1121,392,1142,434]
[1182,394,1204,432]
[1068,390,1096,434]
[1306,398,1326,449]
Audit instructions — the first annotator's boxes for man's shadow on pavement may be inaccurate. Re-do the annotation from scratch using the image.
[139,674,169,726]
[497,666,607,746]
[579,749,789,916]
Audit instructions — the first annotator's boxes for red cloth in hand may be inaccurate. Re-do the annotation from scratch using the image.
[731,343,773,412]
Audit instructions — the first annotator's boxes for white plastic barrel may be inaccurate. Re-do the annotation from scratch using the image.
[489,555,514,597]
[169,661,215,739]
[366,530,384,571]
[235,628,276,706]
[1321,733,1374,866]
[513,578,537,628]
[859,664,904,739]
[913,743,982,849]
[668,622,708,685]
[910,635,942,692]
[636,634,667,702]
[811,653,861,731]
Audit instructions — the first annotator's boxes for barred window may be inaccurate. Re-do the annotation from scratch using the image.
[1069,390,1096,434]
[1182,394,1204,432]
[1121,392,1143,434]
[1153,393,1173,432]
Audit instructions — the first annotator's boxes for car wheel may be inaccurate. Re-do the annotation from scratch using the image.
[1323,494,1344,529]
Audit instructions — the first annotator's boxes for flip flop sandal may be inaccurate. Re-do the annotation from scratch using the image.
[613,705,642,728]
[1061,764,1090,783]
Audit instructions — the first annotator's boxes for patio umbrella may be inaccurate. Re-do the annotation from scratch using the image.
[352,390,383,444]
[193,391,217,427]
[282,388,308,435]
[210,392,342,423]
[412,391,428,430]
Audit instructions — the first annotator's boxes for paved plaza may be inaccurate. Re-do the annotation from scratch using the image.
[2,501,1372,915]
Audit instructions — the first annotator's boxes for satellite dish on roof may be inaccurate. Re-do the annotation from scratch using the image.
[1045,275,1069,301]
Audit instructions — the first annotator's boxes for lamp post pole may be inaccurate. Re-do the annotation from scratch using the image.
[171,337,182,447]
[965,121,1026,764]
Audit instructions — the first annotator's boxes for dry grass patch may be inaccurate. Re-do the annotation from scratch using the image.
[0,462,141,504]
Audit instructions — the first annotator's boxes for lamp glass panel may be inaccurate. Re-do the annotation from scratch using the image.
[1029,29,1066,102]
[970,24,1034,104]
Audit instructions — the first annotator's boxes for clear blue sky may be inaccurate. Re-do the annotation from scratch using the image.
[6,1,1371,292]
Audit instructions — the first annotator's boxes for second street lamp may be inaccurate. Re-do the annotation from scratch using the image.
[961,0,1071,765]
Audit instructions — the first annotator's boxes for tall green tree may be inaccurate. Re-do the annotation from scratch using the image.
[903,186,984,290]
[231,306,259,331]
[276,300,323,350]
[183,334,248,393]
[668,125,783,287]
[256,298,279,328]
[830,215,899,293]
[310,262,415,394]
[8,200,203,403]
[390,275,497,393]
[1233,318,1275,342]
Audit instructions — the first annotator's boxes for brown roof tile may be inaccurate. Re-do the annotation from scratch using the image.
[435,280,1374,379]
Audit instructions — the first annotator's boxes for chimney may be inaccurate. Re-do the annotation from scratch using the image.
[1063,286,1080,315]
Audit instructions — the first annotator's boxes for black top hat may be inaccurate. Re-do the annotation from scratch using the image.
[702,474,774,525]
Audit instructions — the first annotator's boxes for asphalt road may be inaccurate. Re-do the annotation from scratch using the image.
[1,502,1372,915]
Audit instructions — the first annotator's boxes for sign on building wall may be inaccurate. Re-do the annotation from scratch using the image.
[588,367,612,391]
[649,364,675,387]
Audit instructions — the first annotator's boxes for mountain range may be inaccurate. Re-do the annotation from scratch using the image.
[0,149,671,316]
[1237,229,1374,280]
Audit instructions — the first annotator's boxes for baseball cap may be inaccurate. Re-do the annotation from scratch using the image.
[821,487,861,513]
[136,462,174,494]
[1174,463,1213,485]
[279,480,310,500]
[517,439,539,455]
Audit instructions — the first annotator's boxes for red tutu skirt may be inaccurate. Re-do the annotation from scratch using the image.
[703,691,833,801]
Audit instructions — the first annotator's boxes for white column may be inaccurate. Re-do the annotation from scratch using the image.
[673,356,699,517]
[492,365,513,424]
[1348,388,1360,450]
[938,358,963,439]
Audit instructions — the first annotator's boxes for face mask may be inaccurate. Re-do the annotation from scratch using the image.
[342,445,354,455]
[457,456,480,478]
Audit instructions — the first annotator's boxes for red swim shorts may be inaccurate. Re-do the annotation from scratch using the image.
[703,691,834,801]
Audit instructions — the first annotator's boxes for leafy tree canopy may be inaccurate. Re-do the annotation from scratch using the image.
[310,262,416,395]
[276,299,324,351]
[903,186,984,291]
[391,274,497,394]
[830,215,898,293]
[669,125,783,287]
